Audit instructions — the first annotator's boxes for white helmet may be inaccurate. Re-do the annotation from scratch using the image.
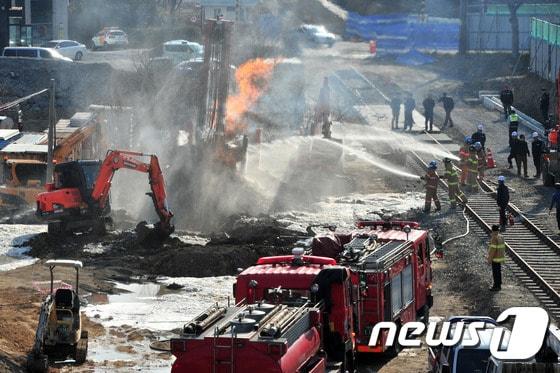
[477,124,484,131]
[532,132,539,138]
[498,176,505,182]
[511,131,518,137]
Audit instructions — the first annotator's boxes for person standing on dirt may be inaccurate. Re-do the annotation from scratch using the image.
[421,160,441,213]
[508,131,519,169]
[499,86,514,120]
[459,136,471,186]
[317,77,331,131]
[487,224,505,291]
[515,134,530,178]
[539,88,550,123]
[441,158,467,209]
[438,92,454,129]
[390,95,401,130]
[403,93,415,131]
[549,183,560,234]
[466,145,479,192]
[471,124,486,149]
[531,132,544,178]
[423,94,435,132]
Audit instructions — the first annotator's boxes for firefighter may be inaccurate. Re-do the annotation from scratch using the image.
[499,85,514,120]
[441,158,467,209]
[421,160,441,213]
[507,131,518,169]
[474,141,487,181]
[487,224,506,291]
[531,132,544,178]
[497,176,509,232]
[459,136,471,186]
[549,183,560,234]
[515,134,530,178]
[466,145,479,192]
[471,124,486,149]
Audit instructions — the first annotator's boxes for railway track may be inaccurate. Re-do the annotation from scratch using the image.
[336,66,560,321]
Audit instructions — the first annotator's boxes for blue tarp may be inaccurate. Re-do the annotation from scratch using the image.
[395,49,435,66]
[346,12,460,51]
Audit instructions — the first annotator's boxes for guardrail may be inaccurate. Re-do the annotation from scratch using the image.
[480,93,545,136]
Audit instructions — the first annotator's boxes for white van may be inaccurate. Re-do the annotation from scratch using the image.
[1,47,72,62]
[163,40,204,65]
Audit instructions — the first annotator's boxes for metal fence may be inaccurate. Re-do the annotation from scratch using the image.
[530,18,560,82]
[466,3,560,52]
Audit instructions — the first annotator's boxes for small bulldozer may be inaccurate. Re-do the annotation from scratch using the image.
[27,260,88,372]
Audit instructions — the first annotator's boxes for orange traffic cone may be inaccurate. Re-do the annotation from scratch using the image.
[486,148,496,168]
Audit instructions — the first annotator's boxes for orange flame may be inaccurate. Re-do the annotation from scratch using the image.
[226,58,277,136]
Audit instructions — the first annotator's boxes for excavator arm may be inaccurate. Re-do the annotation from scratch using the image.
[91,150,174,236]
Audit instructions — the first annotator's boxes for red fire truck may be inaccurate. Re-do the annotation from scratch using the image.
[311,220,434,354]
[170,220,434,372]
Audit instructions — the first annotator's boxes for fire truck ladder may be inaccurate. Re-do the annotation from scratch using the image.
[212,324,236,373]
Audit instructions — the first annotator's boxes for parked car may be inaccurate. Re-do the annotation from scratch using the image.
[429,316,510,373]
[91,27,128,49]
[163,40,204,65]
[298,24,336,47]
[1,47,72,62]
[44,40,87,61]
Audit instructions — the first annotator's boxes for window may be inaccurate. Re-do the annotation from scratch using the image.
[455,349,490,373]
[45,41,58,48]
[391,273,402,316]
[60,41,73,48]
[19,49,38,58]
[402,264,413,305]
[39,49,52,58]
[3,49,17,57]
[164,44,192,53]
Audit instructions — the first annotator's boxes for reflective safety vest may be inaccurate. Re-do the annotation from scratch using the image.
[509,113,519,123]
[468,156,478,172]
[489,236,506,263]
[445,170,459,185]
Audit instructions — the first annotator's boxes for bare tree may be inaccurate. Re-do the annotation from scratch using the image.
[506,0,524,58]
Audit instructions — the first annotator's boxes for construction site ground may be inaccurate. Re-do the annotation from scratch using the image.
[0,40,550,372]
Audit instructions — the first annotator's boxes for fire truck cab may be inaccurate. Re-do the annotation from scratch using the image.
[311,220,434,354]
[171,250,356,373]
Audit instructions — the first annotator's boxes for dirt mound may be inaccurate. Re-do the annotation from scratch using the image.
[27,216,305,278]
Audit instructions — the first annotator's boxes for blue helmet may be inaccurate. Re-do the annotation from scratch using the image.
[474,141,482,150]
[428,160,437,170]
[465,136,472,144]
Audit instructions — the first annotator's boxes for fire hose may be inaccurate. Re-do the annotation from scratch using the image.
[431,206,470,256]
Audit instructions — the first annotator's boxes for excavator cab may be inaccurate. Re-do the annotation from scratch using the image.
[53,160,102,206]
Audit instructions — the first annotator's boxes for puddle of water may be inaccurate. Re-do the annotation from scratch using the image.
[0,224,46,271]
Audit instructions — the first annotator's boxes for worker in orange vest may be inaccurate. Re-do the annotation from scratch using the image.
[475,141,487,181]
[421,160,441,213]
[459,136,471,186]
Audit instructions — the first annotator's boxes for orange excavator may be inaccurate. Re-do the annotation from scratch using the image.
[36,150,174,237]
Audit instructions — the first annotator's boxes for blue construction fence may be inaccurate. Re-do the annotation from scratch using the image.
[345,13,460,51]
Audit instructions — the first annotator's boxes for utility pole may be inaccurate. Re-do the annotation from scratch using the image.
[459,0,468,54]
[46,79,56,184]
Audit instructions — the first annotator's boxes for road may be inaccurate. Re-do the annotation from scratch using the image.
[79,47,150,71]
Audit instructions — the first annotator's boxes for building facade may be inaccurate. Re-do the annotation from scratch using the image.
[200,0,257,23]
[0,0,68,49]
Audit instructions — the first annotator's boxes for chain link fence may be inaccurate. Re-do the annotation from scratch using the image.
[530,18,560,82]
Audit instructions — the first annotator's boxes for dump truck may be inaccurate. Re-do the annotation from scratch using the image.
[170,219,434,372]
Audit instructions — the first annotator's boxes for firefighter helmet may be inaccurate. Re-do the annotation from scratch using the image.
[464,136,472,144]
[428,160,437,169]
[498,176,505,182]
[474,142,482,150]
